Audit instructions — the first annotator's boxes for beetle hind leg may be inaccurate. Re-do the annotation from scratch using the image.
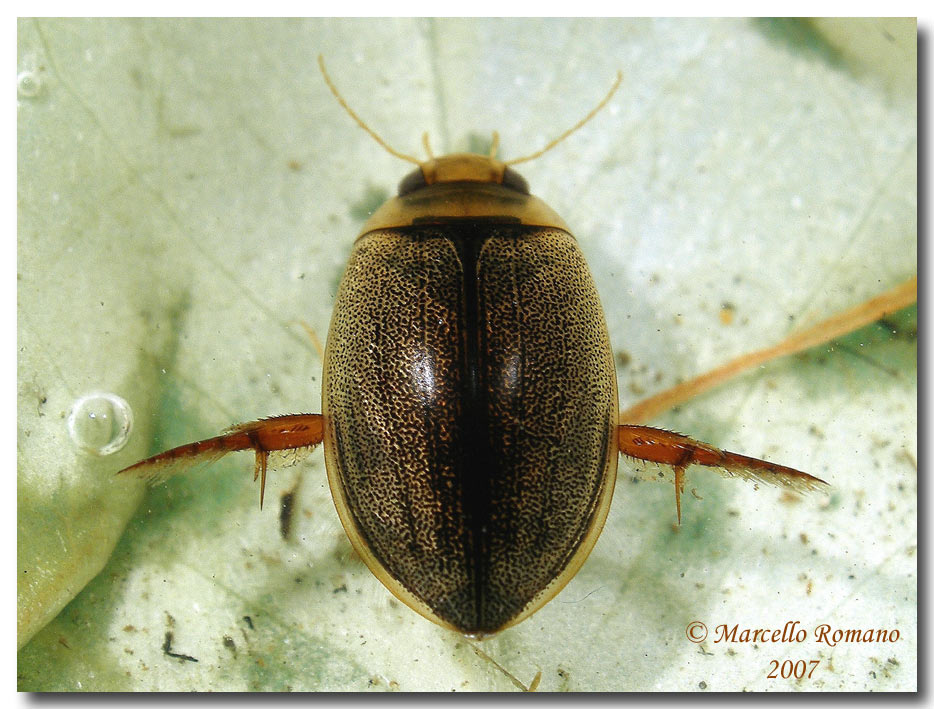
[616,424,828,523]
[119,413,325,509]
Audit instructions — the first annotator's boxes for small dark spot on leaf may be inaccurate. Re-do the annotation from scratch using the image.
[280,489,296,539]
[223,635,237,655]
[162,631,198,663]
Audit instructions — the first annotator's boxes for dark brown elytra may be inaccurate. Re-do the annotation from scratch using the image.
[120,58,832,639]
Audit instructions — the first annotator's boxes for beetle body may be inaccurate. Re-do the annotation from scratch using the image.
[121,67,828,645]
[323,172,618,635]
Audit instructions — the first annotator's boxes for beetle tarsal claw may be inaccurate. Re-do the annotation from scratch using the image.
[253,449,269,509]
[674,465,685,525]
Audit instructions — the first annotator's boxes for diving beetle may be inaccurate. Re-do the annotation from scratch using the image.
[121,58,827,638]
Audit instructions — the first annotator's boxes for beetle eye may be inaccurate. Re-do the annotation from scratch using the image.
[501,167,530,194]
[398,168,428,196]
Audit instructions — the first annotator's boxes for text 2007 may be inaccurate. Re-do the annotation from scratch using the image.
[767,659,820,679]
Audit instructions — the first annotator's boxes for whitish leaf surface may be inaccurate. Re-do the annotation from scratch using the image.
[18,18,915,691]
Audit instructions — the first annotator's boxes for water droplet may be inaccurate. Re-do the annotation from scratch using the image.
[67,393,133,456]
[17,71,41,99]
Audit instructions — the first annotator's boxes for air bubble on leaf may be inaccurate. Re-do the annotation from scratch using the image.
[17,71,41,99]
[67,393,134,456]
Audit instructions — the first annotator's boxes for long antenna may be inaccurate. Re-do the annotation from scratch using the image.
[318,55,421,165]
[503,70,623,166]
